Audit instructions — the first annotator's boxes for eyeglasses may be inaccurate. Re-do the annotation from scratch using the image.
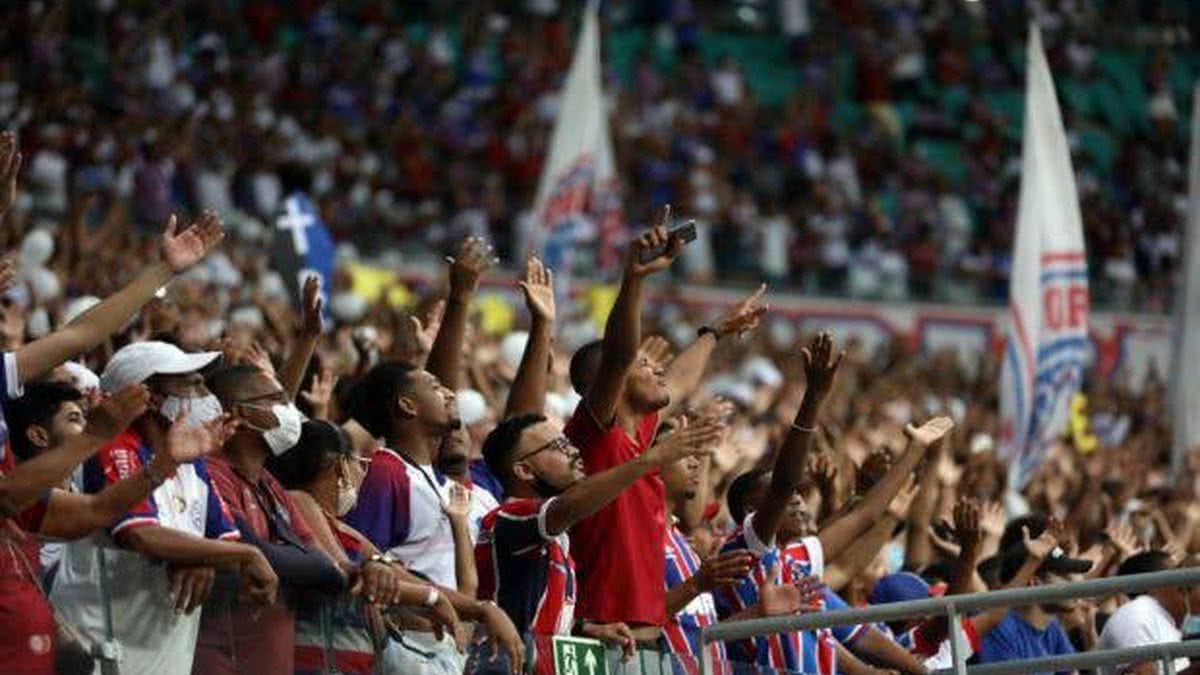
[514,436,574,464]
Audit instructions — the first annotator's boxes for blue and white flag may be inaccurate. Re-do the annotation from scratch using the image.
[999,24,1091,491]
[270,191,335,316]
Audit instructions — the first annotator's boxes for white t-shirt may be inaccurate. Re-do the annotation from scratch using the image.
[1097,595,1189,675]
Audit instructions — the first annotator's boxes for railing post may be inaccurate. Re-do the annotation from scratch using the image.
[947,603,969,675]
[698,631,709,675]
[1164,654,1179,675]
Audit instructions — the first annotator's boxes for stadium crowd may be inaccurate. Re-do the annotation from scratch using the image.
[0,1,1194,311]
[0,119,1199,675]
[0,2,1198,675]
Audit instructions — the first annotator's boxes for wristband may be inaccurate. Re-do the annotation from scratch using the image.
[144,463,167,488]
[697,326,720,341]
[424,587,440,607]
[791,423,817,433]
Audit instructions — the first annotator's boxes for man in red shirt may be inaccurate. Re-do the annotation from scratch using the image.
[564,210,767,642]
[197,364,346,675]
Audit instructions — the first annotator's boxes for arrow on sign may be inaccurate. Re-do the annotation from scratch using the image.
[584,649,598,675]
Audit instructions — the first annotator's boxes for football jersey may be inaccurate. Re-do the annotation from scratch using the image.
[663,523,729,675]
[295,514,375,675]
[712,513,836,675]
[475,498,576,636]
[50,430,239,675]
[345,447,458,588]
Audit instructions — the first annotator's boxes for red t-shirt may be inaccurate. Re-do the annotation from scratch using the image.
[194,454,318,675]
[564,406,664,626]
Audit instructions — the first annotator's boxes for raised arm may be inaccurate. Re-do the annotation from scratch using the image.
[443,482,478,598]
[583,209,680,425]
[279,275,323,400]
[825,480,917,591]
[15,211,224,383]
[904,438,948,572]
[426,236,494,390]
[504,256,555,418]
[750,332,843,547]
[0,385,148,517]
[36,413,234,539]
[817,417,953,561]
[543,418,723,537]
[0,131,21,219]
[659,285,767,417]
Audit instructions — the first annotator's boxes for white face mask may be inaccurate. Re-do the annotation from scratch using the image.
[336,477,359,516]
[256,402,304,456]
[160,395,224,427]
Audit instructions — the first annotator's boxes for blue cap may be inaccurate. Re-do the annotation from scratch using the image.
[869,572,932,605]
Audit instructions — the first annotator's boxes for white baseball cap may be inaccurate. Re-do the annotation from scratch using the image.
[100,341,222,393]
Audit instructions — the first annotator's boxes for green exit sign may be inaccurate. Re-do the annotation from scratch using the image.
[552,635,608,675]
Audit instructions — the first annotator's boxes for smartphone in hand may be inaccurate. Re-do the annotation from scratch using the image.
[639,220,698,263]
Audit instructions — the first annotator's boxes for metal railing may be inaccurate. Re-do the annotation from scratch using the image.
[701,567,1200,675]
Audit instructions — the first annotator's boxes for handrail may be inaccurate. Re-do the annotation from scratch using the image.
[931,639,1200,675]
[703,566,1200,643]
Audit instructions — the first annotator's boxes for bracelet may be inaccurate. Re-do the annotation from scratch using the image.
[144,463,167,488]
[791,423,817,433]
[424,587,440,607]
[368,553,394,566]
[697,326,721,341]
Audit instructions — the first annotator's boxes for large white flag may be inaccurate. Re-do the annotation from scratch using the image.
[529,3,623,276]
[1000,24,1091,491]
[1170,83,1200,481]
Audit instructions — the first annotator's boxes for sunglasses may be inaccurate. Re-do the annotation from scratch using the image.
[514,436,574,464]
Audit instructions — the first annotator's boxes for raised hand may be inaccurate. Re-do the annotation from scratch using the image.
[953,498,983,550]
[408,300,445,358]
[644,418,725,467]
[0,130,22,216]
[519,256,555,323]
[0,256,15,296]
[160,211,225,273]
[446,235,495,297]
[713,284,768,339]
[86,384,151,440]
[801,332,844,401]
[696,551,756,592]
[625,205,681,278]
[1104,521,1139,560]
[1023,525,1058,561]
[811,453,838,495]
[980,501,1006,541]
[903,416,955,448]
[299,274,323,337]
[300,368,338,420]
[165,413,235,463]
[886,477,920,519]
[639,335,674,371]
[244,341,277,378]
[442,482,471,523]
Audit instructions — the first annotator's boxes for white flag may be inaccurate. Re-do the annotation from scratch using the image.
[999,24,1090,491]
[529,3,623,275]
[1170,84,1200,481]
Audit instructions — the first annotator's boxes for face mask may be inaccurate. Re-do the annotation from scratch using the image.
[246,402,304,456]
[336,477,359,516]
[160,395,224,427]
